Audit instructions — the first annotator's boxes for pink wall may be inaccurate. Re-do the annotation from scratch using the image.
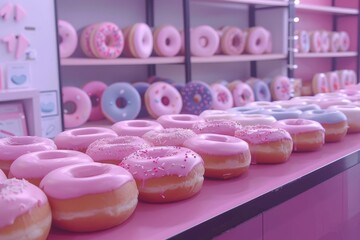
[295,0,358,82]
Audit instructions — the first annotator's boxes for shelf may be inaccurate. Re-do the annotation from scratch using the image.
[197,0,288,7]
[60,57,185,66]
[191,54,287,63]
[0,88,40,101]
[61,54,287,66]
[295,4,359,15]
[48,133,360,240]
[295,51,357,58]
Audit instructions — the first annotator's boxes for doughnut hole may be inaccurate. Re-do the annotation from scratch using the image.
[232,35,241,47]
[71,128,103,136]
[161,96,170,106]
[193,94,202,104]
[165,38,171,46]
[70,164,109,178]
[63,101,77,115]
[105,35,114,47]
[127,121,151,128]
[199,37,208,48]
[136,164,204,203]
[116,97,127,109]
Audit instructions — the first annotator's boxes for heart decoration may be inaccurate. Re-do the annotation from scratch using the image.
[11,74,27,85]
[41,102,55,113]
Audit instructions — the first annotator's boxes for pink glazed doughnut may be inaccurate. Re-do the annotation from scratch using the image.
[153,25,181,57]
[235,125,293,164]
[127,23,153,58]
[245,26,268,54]
[90,22,124,59]
[270,76,291,100]
[183,133,251,179]
[142,128,196,147]
[82,81,107,121]
[326,71,341,92]
[86,136,151,165]
[339,31,350,52]
[190,25,219,57]
[220,26,246,55]
[40,163,138,232]
[80,24,97,58]
[58,20,78,58]
[0,136,56,175]
[144,82,183,118]
[273,119,325,152]
[9,150,93,186]
[312,73,329,94]
[112,119,163,136]
[54,127,117,152]
[0,179,52,240]
[121,146,204,203]
[330,32,341,52]
[62,86,92,128]
[228,81,255,106]
[211,83,234,110]
[192,119,241,136]
[157,114,204,129]
[310,31,322,53]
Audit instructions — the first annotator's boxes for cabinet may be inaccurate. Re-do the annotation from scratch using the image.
[0,0,63,138]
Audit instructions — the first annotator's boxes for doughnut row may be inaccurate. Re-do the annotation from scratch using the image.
[61,75,291,128]
[58,20,273,59]
[295,30,350,53]
[312,69,357,94]
[2,90,360,236]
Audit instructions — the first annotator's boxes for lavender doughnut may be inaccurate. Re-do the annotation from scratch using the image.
[180,82,213,115]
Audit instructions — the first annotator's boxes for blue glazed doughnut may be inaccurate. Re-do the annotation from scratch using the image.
[228,106,264,115]
[261,108,302,120]
[247,78,271,102]
[180,82,213,115]
[133,82,150,118]
[101,82,141,122]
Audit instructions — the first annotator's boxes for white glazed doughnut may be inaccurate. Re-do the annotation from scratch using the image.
[330,32,341,52]
[220,26,246,55]
[310,31,322,53]
[153,25,181,57]
[339,31,350,52]
[126,23,153,58]
[245,27,268,54]
[320,31,330,52]
[190,25,219,57]
[58,20,78,58]
[296,30,310,53]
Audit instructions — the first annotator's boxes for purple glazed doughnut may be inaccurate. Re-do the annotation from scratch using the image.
[133,82,150,118]
[180,82,214,115]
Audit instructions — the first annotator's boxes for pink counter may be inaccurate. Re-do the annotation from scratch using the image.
[48,134,360,240]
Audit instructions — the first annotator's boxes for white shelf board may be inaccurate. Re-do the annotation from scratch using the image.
[191,54,287,63]
[295,51,357,58]
[0,88,39,101]
[61,57,185,66]
[198,0,288,7]
[295,4,358,15]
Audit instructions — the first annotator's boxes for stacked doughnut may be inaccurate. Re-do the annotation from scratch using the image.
[295,30,350,53]
[312,69,357,95]
[182,25,272,57]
